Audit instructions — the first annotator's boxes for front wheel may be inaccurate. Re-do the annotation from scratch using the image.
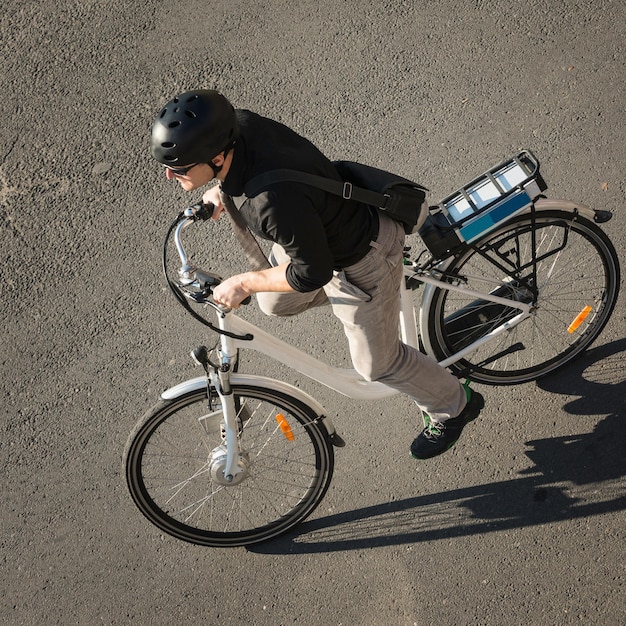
[124,384,334,547]
[422,210,620,385]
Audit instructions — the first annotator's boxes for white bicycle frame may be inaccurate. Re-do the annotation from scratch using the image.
[228,268,531,397]
[162,198,596,480]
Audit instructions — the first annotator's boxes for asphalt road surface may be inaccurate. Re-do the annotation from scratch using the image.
[2,1,625,624]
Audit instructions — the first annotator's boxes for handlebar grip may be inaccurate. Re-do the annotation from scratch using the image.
[195,269,222,289]
[200,202,217,219]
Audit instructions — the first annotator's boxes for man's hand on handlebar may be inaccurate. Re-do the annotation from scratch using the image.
[202,185,225,221]
[212,265,295,309]
[212,275,252,309]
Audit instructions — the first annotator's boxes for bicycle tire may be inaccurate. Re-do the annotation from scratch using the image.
[124,384,334,547]
[422,210,620,385]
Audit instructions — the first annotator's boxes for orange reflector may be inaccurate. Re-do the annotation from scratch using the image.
[568,305,592,333]
[276,413,295,440]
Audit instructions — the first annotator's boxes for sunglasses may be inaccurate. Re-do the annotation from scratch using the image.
[162,163,199,176]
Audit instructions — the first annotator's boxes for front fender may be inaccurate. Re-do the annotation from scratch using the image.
[160,373,338,437]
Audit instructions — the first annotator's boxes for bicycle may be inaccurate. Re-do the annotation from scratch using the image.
[124,151,620,547]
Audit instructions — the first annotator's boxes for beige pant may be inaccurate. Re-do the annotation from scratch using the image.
[257,213,466,421]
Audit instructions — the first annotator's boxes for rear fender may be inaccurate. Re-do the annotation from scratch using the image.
[531,198,601,221]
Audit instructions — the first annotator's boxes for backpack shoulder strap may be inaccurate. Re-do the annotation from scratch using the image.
[243,169,389,208]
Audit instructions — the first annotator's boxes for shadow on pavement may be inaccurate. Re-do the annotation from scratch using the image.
[250,339,625,554]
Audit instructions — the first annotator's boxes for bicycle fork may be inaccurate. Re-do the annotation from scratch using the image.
[192,337,248,485]
[210,367,248,484]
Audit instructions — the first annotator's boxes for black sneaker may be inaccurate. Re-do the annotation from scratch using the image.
[410,388,484,460]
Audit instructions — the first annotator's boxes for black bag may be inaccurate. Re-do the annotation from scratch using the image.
[243,161,428,235]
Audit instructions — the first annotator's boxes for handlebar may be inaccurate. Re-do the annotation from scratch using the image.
[165,203,251,316]
[171,203,222,299]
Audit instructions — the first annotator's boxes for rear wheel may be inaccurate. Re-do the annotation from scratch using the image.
[125,384,334,547]
[423,210,620,384]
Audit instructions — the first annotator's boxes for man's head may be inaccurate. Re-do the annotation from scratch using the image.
[151,89,239,189]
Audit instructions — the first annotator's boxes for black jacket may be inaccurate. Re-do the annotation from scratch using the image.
[221,110,377,292]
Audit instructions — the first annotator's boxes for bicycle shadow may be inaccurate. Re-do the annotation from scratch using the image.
[249,338,626,554]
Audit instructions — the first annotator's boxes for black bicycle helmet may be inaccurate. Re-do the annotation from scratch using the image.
[150,89,239,165]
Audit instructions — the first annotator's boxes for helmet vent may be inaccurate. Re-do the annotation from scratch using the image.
[185,110,197,118]
[162,142,175,148]
[167,121,181,128]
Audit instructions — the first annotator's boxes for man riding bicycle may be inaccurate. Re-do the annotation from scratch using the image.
[150,89,484,459]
